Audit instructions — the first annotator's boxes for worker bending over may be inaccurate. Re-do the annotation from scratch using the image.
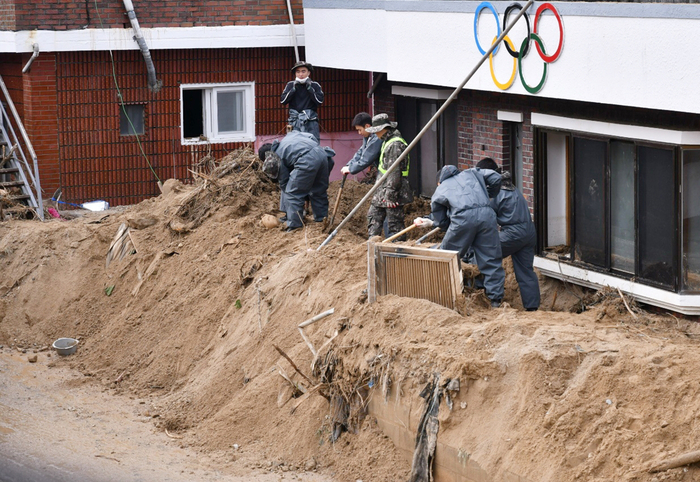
[414,164,505,307]
[340,112,382,180]
[364,113,413,239]
[281,61,324,141]
[476,158,540,311]
[259,131,335,231]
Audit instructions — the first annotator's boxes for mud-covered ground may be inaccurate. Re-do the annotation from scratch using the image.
[2,148,700,482]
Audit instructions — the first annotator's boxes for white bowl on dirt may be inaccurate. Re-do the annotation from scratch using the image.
[52,338,79,356]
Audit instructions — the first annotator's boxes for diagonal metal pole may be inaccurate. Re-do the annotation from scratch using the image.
[318,0,535,250]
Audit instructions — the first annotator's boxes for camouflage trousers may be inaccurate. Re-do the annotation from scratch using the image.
[367,204,406,239]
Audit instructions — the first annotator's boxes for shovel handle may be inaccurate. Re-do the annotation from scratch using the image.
[326,173,348,231]
[382,223,418,243]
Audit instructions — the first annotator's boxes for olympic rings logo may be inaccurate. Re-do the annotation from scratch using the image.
[473,2,563,94]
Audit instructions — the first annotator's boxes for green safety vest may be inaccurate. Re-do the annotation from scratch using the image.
[378,137,410,177]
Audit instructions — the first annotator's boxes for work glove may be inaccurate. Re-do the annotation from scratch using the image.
[341,166,351,175]
[413,217,434,228]
[383,200,399,208]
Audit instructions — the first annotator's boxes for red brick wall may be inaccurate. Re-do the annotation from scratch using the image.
[0,54,24,119]
[48,47,368,206]
[0,0,15,30]
[372,80,394,121]
[8,0,304,30]
[23,53,61,196]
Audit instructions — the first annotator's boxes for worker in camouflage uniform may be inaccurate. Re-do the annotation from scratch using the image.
[364,113,413,238]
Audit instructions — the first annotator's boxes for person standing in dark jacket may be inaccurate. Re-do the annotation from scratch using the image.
[281,61,324,141]
[258,131,335,231]
[476,158,540,311]
[364,113,413,238]
[341,112,382,179]
[414,164,505,307]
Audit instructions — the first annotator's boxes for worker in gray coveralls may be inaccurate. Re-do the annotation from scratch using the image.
[340,112,382,178]
[414,164,505,307]
[476,158,540,311]
[258,131,335,231]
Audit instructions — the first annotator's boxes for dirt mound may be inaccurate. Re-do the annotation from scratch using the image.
[1,147,699,481]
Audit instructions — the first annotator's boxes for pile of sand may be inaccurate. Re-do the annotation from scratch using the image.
[1,147,700,481]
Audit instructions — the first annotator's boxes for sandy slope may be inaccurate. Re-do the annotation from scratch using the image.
[2,148,700,482]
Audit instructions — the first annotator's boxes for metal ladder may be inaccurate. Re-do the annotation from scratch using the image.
[0,74,43,220]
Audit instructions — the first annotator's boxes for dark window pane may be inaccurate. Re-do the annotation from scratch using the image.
[610,141,635,273]
[119,104,144,136]
[418,100,438,196]
[683,149,700,290]
[183,89,204,138]
[573,137,606,267]
[639,146,676,287]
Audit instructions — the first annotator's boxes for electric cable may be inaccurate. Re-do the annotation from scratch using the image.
[93,0,161,184]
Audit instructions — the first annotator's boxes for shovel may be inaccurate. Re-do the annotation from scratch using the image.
[415,227,441,245]
[324,172,348,232]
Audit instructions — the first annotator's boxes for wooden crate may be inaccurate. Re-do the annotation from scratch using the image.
[368,242,463,309]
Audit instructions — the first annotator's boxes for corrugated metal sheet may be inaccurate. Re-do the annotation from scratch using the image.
[56,48,369,206]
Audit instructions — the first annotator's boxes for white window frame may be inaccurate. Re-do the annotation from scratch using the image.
[180,82,255,145]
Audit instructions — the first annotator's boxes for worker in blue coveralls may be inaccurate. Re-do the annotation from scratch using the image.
[340,112,382,179]
[281,61,324,142]
[258,131,335,232]
[413,163,505,307]
[476,158,540,311]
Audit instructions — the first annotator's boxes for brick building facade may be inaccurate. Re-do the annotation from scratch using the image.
[0,0,370,205]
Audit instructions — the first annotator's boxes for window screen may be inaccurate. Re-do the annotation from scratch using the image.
[639,146,676,287]
[573,137,607,267]
[216,90,244,133]
[610,141,635,273]
[683,149,700,290]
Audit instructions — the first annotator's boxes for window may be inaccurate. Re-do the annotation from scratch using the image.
[119,104,145,136]
[683,149,700,291]
[181,83,255,144]
[538,130,679,290]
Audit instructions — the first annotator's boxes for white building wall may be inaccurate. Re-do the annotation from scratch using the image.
[304,1,700,115]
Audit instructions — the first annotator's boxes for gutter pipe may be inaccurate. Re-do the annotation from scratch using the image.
[22,44,40,73]
[285,0,300,62]
[318,0,536,249]
[122,0,162,93]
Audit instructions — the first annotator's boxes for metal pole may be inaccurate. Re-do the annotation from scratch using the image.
[0,74,44,220]
[285,0,300,62]
[317,0,535,250]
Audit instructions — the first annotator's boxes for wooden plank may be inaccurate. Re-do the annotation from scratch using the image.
[367,241,377,303]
